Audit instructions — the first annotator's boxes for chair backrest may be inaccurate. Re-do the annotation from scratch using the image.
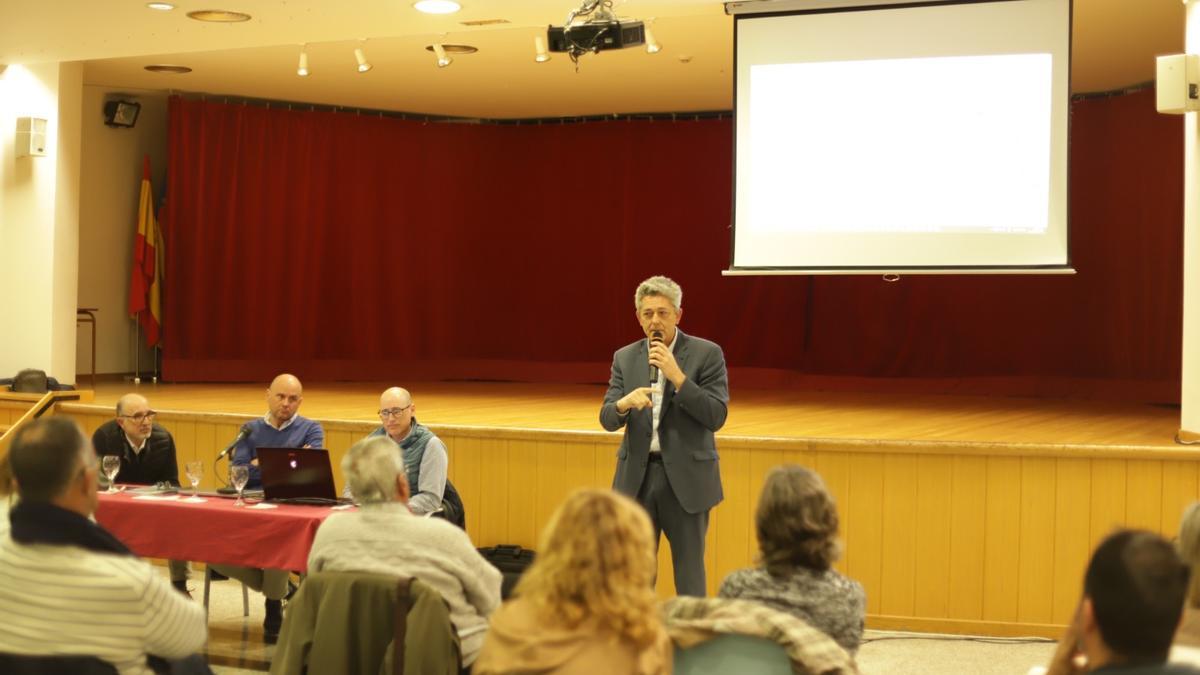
[0,652,119,675]
[270,571,460,675]
[673,634,793,675]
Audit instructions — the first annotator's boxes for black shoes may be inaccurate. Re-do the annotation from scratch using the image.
[207,568,229,581]
[263,598,283,644]
[171,580,191,597]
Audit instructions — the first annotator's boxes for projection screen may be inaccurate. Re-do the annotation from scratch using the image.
[727,0,1073,274]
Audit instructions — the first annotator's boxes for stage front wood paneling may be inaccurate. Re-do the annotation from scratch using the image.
[52,383,1200,639]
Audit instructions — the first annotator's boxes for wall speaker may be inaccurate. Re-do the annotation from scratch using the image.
[103,99,141,128]
[15,117,47,157]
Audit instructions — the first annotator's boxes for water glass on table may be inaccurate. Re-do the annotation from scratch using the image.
[101,456,121,493]
[184,460,204,502]
[230,465,249,507]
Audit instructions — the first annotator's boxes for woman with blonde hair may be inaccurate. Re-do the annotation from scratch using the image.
[474,488,672,675]
[719,464,865,653]
[1172,501,1200,665]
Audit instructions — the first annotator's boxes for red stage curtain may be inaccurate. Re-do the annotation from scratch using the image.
[163,91,1182,396]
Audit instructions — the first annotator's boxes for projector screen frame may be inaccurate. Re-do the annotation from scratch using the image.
[726,0,1075,276]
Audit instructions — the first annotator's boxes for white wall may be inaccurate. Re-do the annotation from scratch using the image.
[1184,1,1200,437]
[75,86,168,377]
[0,62,82,385]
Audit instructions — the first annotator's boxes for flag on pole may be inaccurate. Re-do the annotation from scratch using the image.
[129,155,163,346]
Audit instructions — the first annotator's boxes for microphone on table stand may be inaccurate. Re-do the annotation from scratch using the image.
[217,423,253,461]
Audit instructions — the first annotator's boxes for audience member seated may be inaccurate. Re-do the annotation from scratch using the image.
[92,393,191,594]
[0,453,13,538]
[212,372,324,643]
[474,489,673,675]
[0,417,208,675]
[351,386,465,526]
[717,465,865,653]
[1042,529,1200,675]
[307,435,501,667]
[1173,502,1200,667]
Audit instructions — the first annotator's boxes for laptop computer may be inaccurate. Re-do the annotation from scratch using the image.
[256,446,341,504]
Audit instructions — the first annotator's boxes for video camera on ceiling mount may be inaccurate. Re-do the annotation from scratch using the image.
[547,0,645,66]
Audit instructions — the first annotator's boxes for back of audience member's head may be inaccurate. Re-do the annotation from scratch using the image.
[342,436,407,504]
[756,465,841,575]
[1178,502,1200,609]
[1085,529,1189,663]
[8,417,90,503]
[514,489,660,648]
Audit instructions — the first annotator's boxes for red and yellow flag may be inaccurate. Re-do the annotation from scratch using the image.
[129,155,163,346]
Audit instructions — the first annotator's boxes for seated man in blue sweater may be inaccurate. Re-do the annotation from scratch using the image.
[212,372,324,643]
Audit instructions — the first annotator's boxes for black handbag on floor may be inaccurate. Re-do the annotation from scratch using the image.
[477,545,535,599]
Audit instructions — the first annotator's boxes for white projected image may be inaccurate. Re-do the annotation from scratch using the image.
[746,53,1053,236]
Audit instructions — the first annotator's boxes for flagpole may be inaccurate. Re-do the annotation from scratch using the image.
[153,345,160,384]
[133,318,142,385]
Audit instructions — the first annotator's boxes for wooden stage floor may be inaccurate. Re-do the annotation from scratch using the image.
[89,380,1184,449]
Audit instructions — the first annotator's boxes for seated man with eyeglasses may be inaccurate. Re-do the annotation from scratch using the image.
[353,387,464,527]
[92,393,193,595]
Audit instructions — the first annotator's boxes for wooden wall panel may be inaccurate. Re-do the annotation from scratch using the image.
[947,456,987,620]
[983,457,1021,622]
[914,455,953,619]
[1017,458,1056,624]
[1051,459,1092,624]
[880,453,918,617]
[53,403,1200,638]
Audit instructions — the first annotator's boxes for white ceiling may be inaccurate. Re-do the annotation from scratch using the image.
[0,0,1185,119]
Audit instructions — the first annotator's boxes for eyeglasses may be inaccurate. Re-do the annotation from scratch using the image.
[378,405,413,419]
[119,411,158,423]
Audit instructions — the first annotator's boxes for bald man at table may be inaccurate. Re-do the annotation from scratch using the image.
[211,373,324,644]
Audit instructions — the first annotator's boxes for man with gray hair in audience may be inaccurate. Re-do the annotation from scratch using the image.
[309,435,501,667]
[0,417,207,674]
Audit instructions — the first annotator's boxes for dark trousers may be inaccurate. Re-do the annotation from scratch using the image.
[635,456,709,597]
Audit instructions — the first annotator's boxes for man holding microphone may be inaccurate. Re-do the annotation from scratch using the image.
[600,275,729,597]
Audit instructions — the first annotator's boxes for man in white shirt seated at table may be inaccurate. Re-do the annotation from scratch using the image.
[308,435,501,667]
[0,417,208,675]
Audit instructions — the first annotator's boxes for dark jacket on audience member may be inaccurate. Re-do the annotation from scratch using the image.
[92,420,180,486]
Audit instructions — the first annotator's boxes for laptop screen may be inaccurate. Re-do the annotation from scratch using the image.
[255,446,337,501]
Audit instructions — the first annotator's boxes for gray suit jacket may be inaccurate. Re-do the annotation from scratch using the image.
[600,330,728,514]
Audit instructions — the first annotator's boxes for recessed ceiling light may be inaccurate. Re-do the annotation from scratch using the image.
[414,1,462,15]
[146,2,175,10]
[144,64,192,74]
[423,43,477,55]
[186,9,252,22]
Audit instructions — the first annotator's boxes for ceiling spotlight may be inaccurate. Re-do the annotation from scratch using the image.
[146,2,175,10]
[432,43,452,68]
[186,9,252,22]
[534,35,551,63]
[355,47,372,73]
[414,1,461,14]
[645,22,662,54]
[144,64,192,74]
[297,47,309,77]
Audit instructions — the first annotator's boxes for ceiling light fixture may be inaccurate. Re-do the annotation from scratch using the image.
[146,2,175,10]
[186,9,252,22]
[534,35,551,63]
[432,43,452,68]
[645,20,662,54]
[144,64,192,74]
[297,46,309,77]
[414,1,461,14]
[355,45,372,73]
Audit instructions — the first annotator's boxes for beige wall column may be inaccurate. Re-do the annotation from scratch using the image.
[1186,1,1200,439]
[0,62,83,385]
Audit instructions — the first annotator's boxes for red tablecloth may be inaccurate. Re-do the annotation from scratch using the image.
[95,491,340,571]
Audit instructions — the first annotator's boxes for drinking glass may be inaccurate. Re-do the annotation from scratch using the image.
[184,460,203,502]
[230,465,250,507]
[101,456,121,493]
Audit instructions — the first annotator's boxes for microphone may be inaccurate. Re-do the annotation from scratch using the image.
[649,330,664,384]
[217,423,253,461]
